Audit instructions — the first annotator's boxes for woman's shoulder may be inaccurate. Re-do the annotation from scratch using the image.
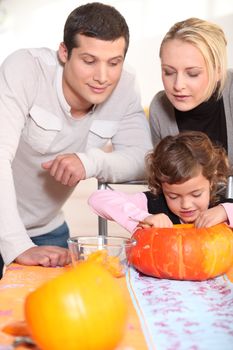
[150,90,173,111]
[150,90,168,106]
[222,69,233,110]
[224,69,233,90]
[149,90,175,125]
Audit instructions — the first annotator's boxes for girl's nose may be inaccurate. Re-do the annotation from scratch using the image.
[180,197,192,209]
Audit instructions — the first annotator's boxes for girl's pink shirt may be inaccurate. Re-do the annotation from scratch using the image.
[88,190,233,233]
[221,202,233,227]
[88,189,149,233]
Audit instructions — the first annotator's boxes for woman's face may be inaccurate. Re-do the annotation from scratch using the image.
[160,39,209,111]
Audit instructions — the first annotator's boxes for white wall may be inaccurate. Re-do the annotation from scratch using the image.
[0,0,232,106]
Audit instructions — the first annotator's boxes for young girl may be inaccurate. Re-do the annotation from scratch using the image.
[88,131,233,233]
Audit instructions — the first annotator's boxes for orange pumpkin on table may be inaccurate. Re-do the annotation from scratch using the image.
[24,261,128,350]
[129,223,233,281]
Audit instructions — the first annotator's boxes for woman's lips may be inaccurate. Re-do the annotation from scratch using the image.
[173,94,190,101]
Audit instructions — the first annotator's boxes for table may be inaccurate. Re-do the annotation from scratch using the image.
[0,263,148,350]
[1,264,233,350]
[127,265,233,350]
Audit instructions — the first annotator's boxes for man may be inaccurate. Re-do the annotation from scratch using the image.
[0,2,152,276]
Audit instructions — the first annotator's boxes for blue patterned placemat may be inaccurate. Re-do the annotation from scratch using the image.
[126,267,233,350]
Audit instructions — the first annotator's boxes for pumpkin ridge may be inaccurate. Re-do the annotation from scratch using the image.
[150,230,160,277]
[205,230,218,279]
[178,232,185,280]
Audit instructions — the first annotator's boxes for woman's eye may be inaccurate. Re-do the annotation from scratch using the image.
[188,73,199,77]
[163,70,175,76]
[187,69,202,77]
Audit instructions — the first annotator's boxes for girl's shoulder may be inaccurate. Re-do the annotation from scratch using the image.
[143,191,168,210]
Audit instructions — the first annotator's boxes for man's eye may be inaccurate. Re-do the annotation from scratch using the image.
[109,62,118,66]
[84,59,95,64]
[109,59,122,67]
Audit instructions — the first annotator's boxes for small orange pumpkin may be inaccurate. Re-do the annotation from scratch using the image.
[24,261,128,350]
[129,223,233,281]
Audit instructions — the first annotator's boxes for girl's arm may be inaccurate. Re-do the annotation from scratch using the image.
[220,202,233,227]
[88,189,150,233]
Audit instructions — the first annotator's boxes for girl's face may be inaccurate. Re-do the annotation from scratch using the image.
[162,171,210,223]
[160,39,209,111]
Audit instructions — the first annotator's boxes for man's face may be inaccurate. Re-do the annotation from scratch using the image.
[58,34,126,116]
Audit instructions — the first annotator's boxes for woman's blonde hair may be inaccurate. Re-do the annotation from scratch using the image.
[160,18,227,100]
[146,131,229,205]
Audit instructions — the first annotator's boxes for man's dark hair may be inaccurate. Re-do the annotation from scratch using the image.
[63,2,130,58]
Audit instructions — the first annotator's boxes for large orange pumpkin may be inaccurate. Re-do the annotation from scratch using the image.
[24,261,128,350]
[129,223,233,281]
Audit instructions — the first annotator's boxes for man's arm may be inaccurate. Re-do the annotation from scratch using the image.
[0,50,40,264]
[78,71,153,183]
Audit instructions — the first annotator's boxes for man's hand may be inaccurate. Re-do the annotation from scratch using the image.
[15,246,71,267]
[194,205,228,228]
[42,153,86,186]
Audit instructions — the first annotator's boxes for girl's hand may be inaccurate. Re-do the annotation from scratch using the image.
[194,205,228,228]
[138,213,173,228]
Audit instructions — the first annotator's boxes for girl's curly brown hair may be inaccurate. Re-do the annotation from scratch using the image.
[146,131,230,205]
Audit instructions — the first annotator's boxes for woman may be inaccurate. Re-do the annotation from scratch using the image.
[149,17,233,164]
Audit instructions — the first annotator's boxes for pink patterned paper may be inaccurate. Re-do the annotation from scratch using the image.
[126,267,233,350]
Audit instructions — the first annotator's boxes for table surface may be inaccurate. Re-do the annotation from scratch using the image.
[1,263,233,350]
[0,263,148,350]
